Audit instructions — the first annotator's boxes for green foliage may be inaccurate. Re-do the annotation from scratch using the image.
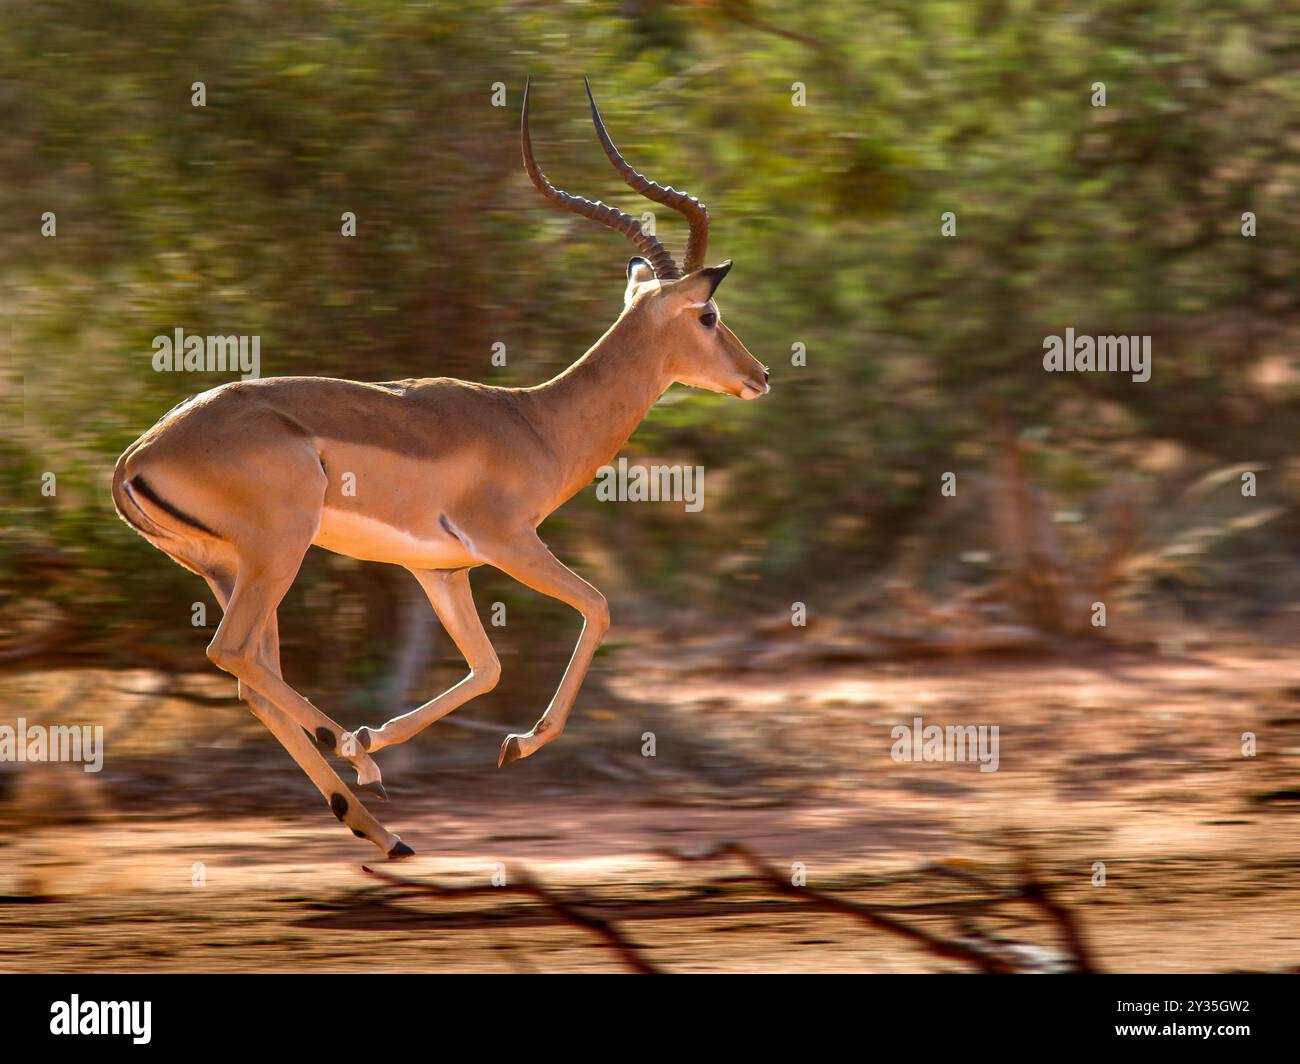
[2,0,1298,678]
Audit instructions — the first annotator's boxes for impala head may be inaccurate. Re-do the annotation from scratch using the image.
[621,256,768,399]
[522,78,770,401]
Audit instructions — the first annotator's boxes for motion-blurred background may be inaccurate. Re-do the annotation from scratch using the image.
[2,1,1299,972]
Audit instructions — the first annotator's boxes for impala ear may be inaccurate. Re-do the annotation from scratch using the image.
[625,257,656,304]
[626,257,655,283]
[676,260,733,304]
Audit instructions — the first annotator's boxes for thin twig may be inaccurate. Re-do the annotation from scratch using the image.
[362,863,661,974]
[1016,854,1099,974]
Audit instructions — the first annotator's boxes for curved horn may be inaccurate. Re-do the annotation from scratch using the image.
[521,78,680,280]
[585,78,710,274]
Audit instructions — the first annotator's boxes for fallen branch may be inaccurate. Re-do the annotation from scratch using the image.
[359,843,1098,975]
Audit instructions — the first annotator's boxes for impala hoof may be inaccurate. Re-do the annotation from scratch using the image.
[356,780,388,801]
[498,734,524,767]
[387,840,415,860]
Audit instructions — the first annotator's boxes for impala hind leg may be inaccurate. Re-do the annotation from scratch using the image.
[479,532,610,766]
[355,567,500,753]
[203,561,411,857]
[202,542,385,793]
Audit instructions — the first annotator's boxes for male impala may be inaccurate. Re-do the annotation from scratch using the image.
[111,80,768,858]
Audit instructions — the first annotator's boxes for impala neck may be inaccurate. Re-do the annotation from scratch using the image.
[526,308,671,503]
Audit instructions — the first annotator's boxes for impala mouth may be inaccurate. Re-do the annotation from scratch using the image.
[739,378,770,400]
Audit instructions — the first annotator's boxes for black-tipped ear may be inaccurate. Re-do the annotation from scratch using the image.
[697,260,733,299]
[626,257,656,291]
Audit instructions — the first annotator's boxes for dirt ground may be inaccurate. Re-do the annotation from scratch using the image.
[2,637,1299,973]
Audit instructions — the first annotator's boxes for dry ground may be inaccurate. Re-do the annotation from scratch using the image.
[2,638,1299,972]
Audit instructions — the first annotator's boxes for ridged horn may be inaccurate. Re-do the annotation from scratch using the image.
[521,78,680,280]
[585,77,710,274]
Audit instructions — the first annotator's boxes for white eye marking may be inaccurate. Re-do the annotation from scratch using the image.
[686,298,721,324]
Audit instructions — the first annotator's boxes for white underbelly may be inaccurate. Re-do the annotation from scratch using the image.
[313,506,476,569]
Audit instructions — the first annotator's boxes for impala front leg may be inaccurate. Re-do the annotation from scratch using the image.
[355,567,501,752]
[482,531,610,766]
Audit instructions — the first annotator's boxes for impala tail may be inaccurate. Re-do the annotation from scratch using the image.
[111,448,163,541]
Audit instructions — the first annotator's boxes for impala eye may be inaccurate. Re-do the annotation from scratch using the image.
[699,311,717,328]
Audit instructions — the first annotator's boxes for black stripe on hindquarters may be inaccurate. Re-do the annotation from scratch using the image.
[129,476,221,537]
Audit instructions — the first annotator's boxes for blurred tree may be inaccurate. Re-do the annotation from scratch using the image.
[1,0,1297,686]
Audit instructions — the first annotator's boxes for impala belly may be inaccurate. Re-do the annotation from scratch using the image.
[313,506,477,569]
[309,435,488,568]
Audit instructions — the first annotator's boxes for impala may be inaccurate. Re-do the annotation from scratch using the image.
[111,80,769,857]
